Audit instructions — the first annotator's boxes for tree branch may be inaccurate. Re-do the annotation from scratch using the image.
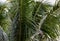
[31,15,47,39]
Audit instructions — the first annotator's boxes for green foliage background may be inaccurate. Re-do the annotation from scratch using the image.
[0,0,60,41]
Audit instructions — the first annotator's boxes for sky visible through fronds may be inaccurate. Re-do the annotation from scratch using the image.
[34,0,59,6]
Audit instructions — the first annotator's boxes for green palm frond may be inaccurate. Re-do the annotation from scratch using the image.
[0,1,11,32]
[0,0,60,41]
[14,0,60,41]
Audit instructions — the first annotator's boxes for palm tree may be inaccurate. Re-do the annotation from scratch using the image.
[18,0,60,41]
[8,0,60,41]
[9,0,60,41]
[0,0,60,41]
